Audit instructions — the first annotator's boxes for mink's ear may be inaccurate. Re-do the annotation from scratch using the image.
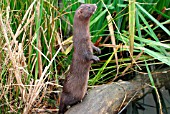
[78,8,83,14]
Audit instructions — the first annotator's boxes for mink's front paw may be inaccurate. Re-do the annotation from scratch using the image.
[95,47,101,54]
[91,55,100,63]
[92,46,101,54]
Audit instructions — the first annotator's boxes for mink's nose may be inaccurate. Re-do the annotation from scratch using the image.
[93,4,97,8]
[92,4,97,13]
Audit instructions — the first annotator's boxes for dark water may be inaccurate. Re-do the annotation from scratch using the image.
[124,87,170,114]
[138,87,170,114]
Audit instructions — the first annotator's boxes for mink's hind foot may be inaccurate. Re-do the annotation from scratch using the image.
[58,92,81,114]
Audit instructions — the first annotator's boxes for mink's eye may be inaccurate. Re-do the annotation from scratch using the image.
[87,6,91,11]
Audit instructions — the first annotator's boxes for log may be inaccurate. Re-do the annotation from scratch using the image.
[65,67,170,114]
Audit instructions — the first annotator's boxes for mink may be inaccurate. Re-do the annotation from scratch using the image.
[58,4,101,114]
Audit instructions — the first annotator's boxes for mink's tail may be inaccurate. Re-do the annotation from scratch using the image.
[58,94,67,114]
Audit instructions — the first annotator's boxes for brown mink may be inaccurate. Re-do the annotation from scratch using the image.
[58,4,101,114]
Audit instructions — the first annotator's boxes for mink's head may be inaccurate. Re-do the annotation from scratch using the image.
[75,4,97,20]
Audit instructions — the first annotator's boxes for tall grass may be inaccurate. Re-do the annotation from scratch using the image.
[0,0,170,113]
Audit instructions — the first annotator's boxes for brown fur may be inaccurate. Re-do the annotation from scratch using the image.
[58,4,100,114]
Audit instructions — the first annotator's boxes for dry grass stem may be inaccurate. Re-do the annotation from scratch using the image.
[0,13,26,101]
[36,1,43,78]
[13,0,36,41]
[107,15,119,76]
[122,50,144,75]
[23,47,61,113]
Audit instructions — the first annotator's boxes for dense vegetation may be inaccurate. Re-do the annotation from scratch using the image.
[0,0,170,113]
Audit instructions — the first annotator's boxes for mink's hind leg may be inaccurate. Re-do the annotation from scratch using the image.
[59,92,80,114]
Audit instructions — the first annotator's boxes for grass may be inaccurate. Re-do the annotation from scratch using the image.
[0,0,170,113]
